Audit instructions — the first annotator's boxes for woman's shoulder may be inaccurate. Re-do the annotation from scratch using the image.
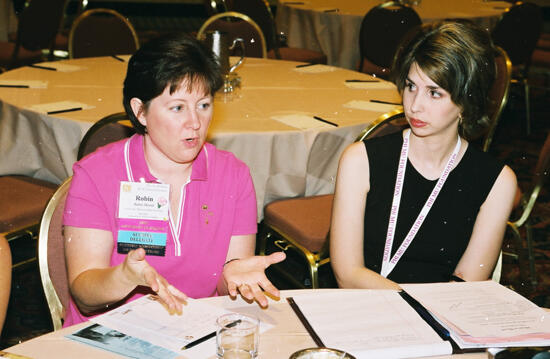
[463,143,505,174]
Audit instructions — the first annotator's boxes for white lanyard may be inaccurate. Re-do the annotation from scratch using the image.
[380,129,461,278]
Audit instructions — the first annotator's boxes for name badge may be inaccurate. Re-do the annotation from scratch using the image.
[117,181,170,256]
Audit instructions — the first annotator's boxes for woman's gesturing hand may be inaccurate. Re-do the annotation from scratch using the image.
[122,248,188,313]
[223,252,286,307]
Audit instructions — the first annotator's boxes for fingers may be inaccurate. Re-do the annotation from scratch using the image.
[128,247,146,262]
[167,284,188,302]
[227,281,238,298]
[258,277,280,299]
[264,251,286,267]
[155,278,185,314]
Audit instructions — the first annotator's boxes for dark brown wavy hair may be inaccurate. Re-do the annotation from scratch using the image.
[391,20,496,140]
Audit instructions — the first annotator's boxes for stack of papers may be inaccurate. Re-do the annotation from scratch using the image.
[291,281,550,358]
[401,281,550,349]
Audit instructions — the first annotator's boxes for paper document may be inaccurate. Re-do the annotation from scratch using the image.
[91,295,230,354]
[0,80,47,88]
[402,281,550,348]
[345,81,396,90]
[343,100,402,112]
[271,114,335,129]
[34,62,83,72]
[67,323,180,359]
[28,100,94,114]
[293,64,336,73]
[291,290,453,359]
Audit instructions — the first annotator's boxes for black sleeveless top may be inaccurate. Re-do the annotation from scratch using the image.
[363,131,504,283]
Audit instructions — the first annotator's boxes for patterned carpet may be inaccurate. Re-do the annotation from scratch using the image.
[0,64,548,352]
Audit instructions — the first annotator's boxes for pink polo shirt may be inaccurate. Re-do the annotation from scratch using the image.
[63,134,257,326]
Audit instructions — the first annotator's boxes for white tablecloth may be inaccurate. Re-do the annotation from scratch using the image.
[276,0,509,70]
[0,56,402,219]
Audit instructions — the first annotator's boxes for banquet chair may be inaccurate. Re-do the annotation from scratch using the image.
[506,130,550,288]
[358,1,421,79]
[260,108,407,289]
[482,46,512,153]
[68,8,140,59]
[77,112,135,160]
[229,0,327,64]
[0,175,58,271]
[38,177,72,331]
[0,0,68,70]
[197,11,267,58]
[491,2,543,135]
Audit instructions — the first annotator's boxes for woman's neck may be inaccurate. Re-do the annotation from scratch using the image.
[406,129,463,180]
[142,136,192,186]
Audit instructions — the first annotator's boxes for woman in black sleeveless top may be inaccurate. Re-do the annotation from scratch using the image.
[330,21,517,289]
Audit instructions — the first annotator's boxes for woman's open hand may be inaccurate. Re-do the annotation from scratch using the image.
[122,248,188,313]
[223,252,286,307]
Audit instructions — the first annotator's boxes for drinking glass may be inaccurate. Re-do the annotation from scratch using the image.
[216,313,259,359]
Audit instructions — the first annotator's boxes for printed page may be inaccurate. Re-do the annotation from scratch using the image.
[92,295,231,354]
[401,281,550,347]
[291,290,452,359]
[67,323,180,359]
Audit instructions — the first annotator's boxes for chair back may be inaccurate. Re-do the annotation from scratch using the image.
[359,2,421,77]
[356,108,408,142]
[492,2,542,70]
[483,46,512,152]
[8,0,68,66]
[77,112,135,160]
[68,8,139,59]
[197,11,267,58]
[37,177,72,330]
[231,0,277,52]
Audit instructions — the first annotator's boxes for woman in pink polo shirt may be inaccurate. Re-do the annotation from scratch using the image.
[62,33,285,326]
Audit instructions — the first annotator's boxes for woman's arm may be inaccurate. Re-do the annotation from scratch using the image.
[453,165,517,281]
[0,235,11,335]
[330,142,401,290]
[64,226,186,314]
[218,234,285,307]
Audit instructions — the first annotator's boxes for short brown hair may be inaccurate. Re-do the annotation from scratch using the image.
[391,20,496,140]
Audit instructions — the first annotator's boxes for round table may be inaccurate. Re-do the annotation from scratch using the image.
[276,0,510,70]
[0,56,402,219]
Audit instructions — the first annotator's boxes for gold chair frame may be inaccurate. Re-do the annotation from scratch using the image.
[38,177,72,330]
[482,46,512,153]
[68,8,140,59]
[506,132,550,287]
[260,108,406,289]
[197,11,268,59]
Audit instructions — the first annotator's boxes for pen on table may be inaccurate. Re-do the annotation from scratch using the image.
[181,319,241,350]
[345,79,379,83]
[111,55,125,62]
[28,64,57,71]
[313,116,338,127]
[370,99,401,105]
[324,8,339,12]
[287,297,325,347]
[296,63,315,68]
[47,107,83,115]
[0,84,29,88]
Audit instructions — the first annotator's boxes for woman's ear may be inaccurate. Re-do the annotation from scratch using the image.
[130,98,146,127]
